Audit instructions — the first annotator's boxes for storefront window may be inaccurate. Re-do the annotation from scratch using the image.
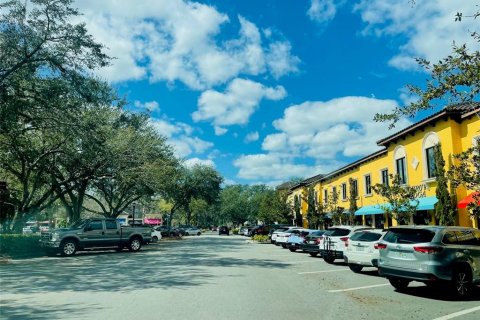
[396,157,407,184]
[425,147,436,178]
[381,169,389,186]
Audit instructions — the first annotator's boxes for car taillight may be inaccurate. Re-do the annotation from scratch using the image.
[340,236,348,247]
[375,243,387,250]
[413,246,443,254]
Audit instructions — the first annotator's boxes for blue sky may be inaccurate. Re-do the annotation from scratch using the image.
[76,0,478,186]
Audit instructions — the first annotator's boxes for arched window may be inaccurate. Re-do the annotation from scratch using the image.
[422,132,440,179]
[393,145,407,184]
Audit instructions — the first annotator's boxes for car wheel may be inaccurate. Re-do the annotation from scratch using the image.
[152,236,158,243]
[309,252,318,257]
[349,264,363,273]
[60,240,77,257]
[197,232,201,236]
[323,254,335,264]
[389,278,410,291]
[453,267,473,298]
[289,247,296,252]
[128,237,142,252]
[185,232,190,236]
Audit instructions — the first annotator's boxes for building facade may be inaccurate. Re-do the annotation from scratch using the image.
[288,103,480,229]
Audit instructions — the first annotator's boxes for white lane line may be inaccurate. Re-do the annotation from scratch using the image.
[328,283,389,292]
[298,269,349,274]
[432,306,480,320]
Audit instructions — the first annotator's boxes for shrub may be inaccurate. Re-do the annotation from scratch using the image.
[0,234,43,259]
[252,235,269,243]
[232,228,239,235]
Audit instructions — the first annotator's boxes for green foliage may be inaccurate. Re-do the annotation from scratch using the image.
[326,189,347,225]
[257,189,291,225]
[293,194,302,226]
[0,234,43,259]
[373,7,480,127]
[252,234,269,243]
[449,144,480,219]
[304,186,319,228]
[373,174,423,224]
[232,228,239,235]
[433,144,457,225]
[348,178,358,224]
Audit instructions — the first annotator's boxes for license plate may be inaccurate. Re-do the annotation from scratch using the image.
[395,251,408,258]
[308,241,315,244]
[356,246,364,252]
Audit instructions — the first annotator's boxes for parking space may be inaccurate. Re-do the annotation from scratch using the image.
[252,239,480,320]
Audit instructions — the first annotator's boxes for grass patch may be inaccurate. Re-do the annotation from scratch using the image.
[252,235,269,243]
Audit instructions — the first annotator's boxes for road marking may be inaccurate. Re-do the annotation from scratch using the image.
[298,269,349,274]
[328,283,389,292]
[432,306,480,320]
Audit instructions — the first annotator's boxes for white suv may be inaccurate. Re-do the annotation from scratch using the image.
[344,229,386,273]
[320,226,372,263]
[273,227,303,247]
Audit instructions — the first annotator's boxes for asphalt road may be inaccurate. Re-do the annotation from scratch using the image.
[1,233,479,320]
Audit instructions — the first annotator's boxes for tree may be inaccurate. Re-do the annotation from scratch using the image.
[293,194,302,226]
[326,189,346,225]
[348,178,358,225]
[0,0,116,231]
[449,143,480,219]
[374,7,480,127]
[305,186,318,228]
[163,164,223,229]
[218,185,251,225]
[0,181,15,232]
[257,189,291,225]
[433,144,457,225]
[372,174,423,225]
[84,116,178,219]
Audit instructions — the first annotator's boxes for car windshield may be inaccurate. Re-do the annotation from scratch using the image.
[326,228,350,237]
[309,231,325,237]
[350,231,382,242]
[383,228,436,244]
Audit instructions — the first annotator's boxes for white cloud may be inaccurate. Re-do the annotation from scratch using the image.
[184,157,216,168]
[244,131,259,143]
[76,0,299,88]
[355,0,480,71]
[234,96,412,182]
[268,96,411,159]
[233,153,344,181]
[214,126,228,136]
[150,118,213,158]
[134,100,160,112]
[307,0,338,25]
[193,78,287,128]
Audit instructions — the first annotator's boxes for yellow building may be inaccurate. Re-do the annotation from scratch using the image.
[288,103,480,229]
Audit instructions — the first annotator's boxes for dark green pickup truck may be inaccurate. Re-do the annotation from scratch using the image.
[40,218,152,256]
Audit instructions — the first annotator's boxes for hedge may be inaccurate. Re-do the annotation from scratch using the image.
[0,234,44,259]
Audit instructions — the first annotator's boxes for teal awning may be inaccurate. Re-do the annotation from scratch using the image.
[355,196,438,216]
[415,196,438,210]
[355,205,386,216]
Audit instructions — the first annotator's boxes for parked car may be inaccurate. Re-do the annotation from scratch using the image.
[301,230,328,257]
[151,228,162,242]
[250,225,271,236]
[40,218,152,256]
[239,226,249,236]
[219,226,230,236]
[271,226,297,244]
[344,229,386,273]
[184,227,202,236]
[245,226,257,236]
[378,226,480,298]
[276,228,304,248]
[287,229,316,252]
[320,226,372,263]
